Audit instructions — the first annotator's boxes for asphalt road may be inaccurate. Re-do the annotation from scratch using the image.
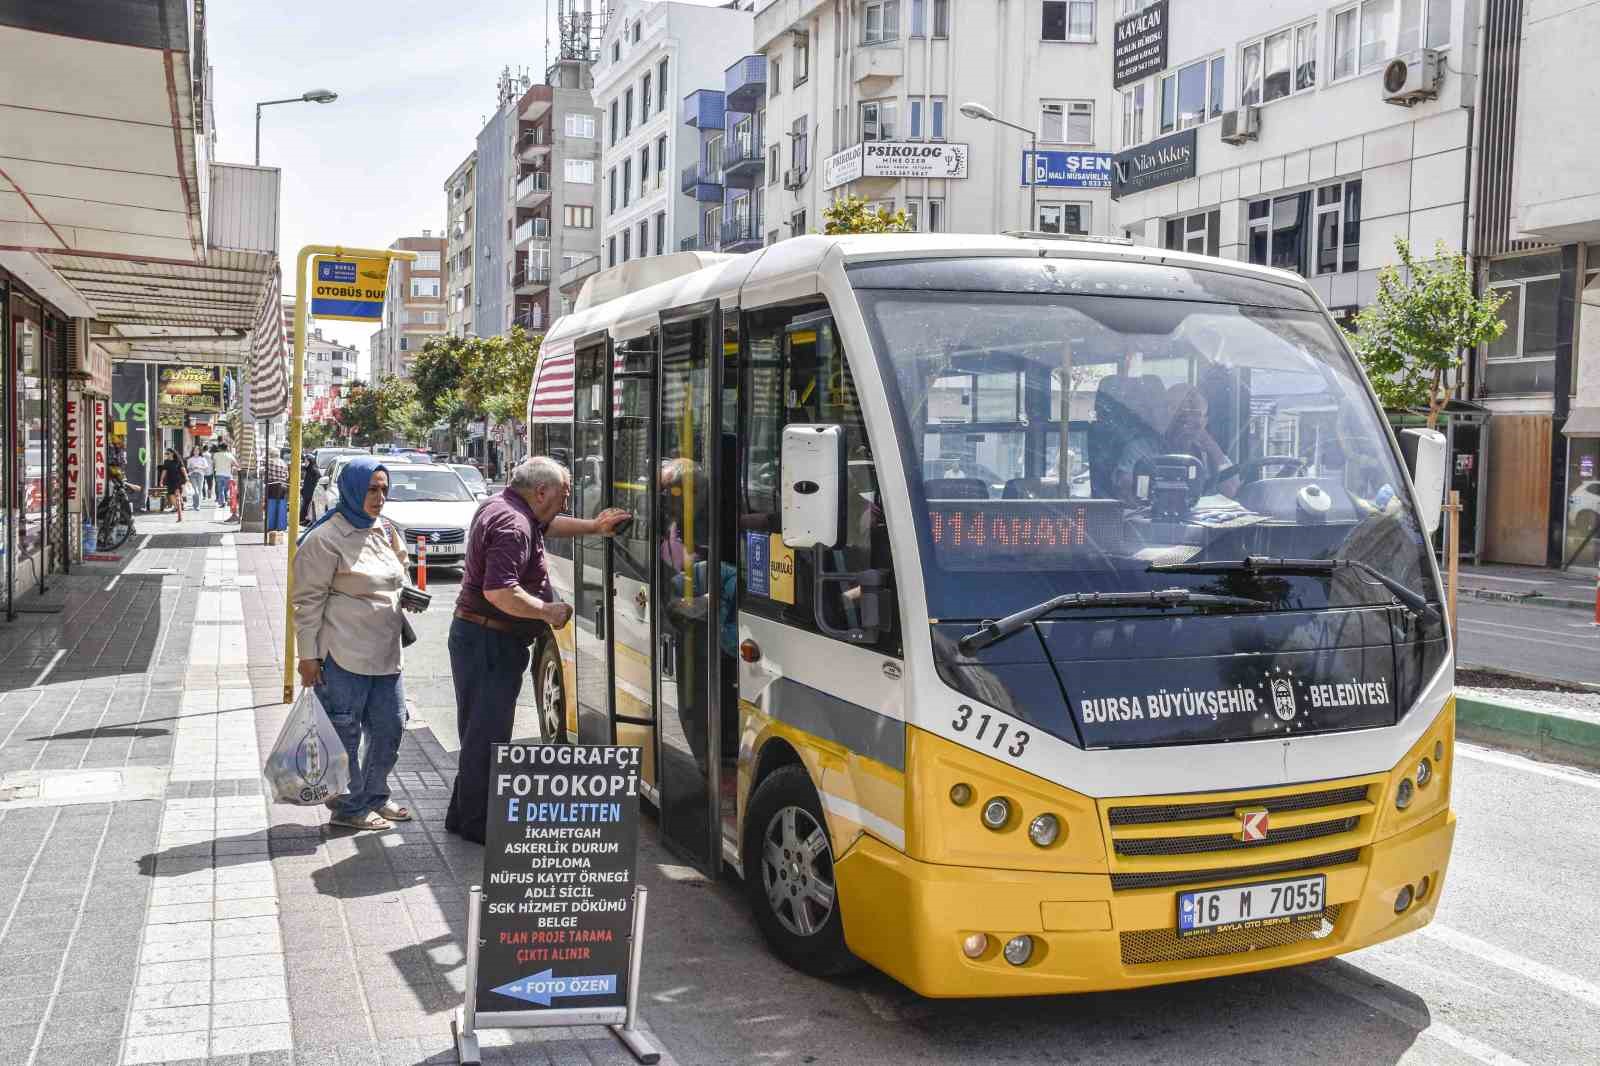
[1455,596,1600,686]
[406,568,1599,1065]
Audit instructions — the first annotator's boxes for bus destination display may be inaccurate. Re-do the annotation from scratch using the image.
[927,500,1122,569]
[476,744,641,1015]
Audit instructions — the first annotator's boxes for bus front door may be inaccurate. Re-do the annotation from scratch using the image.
[608,336,659,786]
[653,306,727,873]
[570,339,612,745]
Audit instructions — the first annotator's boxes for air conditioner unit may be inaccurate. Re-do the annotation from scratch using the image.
[783,169,805,191]
[1383,49,1442,106]
[1219,106,1260,146]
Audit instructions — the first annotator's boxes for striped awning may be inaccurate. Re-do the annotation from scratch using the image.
[246,267,289,420]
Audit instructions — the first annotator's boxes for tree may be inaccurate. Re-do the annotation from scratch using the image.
[1343,237,1509,428]
[409,327,542,451]
[298,419,341,452]
[335,377,420,445]
[822,195,912,235]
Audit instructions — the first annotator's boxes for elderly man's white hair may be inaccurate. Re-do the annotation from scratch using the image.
[509,456,569,493]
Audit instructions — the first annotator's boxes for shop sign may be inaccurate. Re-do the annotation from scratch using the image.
[1023,150,1113,189]
[93,399,107,502]
[1113,0,1168,88]
[475,744,641,1016]
[157,366,223,429]
[311,256,390,322]
[65,394,82,513]
[1111,127,1196,199]
[823,141,970,190]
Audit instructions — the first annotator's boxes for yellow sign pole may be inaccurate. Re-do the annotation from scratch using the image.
[282,243,418,704]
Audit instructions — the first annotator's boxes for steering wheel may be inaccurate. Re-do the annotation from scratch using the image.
[1205,455,1309,494]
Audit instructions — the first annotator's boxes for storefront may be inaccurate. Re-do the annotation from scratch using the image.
[2,269,73,620]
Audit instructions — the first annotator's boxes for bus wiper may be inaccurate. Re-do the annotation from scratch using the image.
[958,588,1272,654]
[1147,555,1440,626]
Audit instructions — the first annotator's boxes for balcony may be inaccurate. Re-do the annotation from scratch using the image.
[720,215,763,253]
[721,134,764,188]
[852,45,903,90]
[679,235,708,252]
[512,308,546,332]
[561,255,601,292]
[724,56,767,113]
[680,161,723,202]
[515,170,551,207]
[514,217,551,247]
[514,263,551,294]
[682,89,725,131]
[519,129,552,162]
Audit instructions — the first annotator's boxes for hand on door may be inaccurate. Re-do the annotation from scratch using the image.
[594,508,632,536]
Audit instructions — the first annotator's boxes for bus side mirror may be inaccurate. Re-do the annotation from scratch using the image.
[781,424,846,548]
[1399,428,1446,535]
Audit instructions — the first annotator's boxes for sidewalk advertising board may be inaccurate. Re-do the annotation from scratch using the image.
[454,743,659,1065]
[157,365,223,428]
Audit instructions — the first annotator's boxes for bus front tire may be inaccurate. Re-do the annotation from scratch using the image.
[535,639,568,744]
[742,765,858,978]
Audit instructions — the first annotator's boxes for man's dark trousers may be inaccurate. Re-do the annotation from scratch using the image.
[445,616,532,843]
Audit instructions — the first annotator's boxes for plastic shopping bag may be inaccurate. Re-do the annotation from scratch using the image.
[263,686,350,805]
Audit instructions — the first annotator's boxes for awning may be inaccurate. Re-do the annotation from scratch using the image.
[1562,406,1600,437]
[245,268,288,420]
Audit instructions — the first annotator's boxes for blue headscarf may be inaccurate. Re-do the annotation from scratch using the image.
[299,455,388,544]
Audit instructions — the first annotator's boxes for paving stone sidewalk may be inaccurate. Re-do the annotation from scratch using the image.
[0,509,677,1066]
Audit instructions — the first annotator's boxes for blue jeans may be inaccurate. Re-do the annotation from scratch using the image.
[444,617,533,843]
[215,474,232,507]
[316,655,406,818]
[266,497,288,531]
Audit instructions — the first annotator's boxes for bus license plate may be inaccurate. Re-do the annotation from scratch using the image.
[1177,875,1326,937]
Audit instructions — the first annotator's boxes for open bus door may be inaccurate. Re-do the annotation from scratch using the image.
[570,335,613,745]
[653,303,729,874]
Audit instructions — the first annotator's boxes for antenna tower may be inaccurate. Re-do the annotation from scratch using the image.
[557,0,608,62]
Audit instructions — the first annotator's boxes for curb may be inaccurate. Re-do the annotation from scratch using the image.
[1459,584,1594,612]
[1455,691,1600,771]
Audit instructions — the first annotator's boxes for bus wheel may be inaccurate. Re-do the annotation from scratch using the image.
[743,766,856,977]
[535,640,568,744]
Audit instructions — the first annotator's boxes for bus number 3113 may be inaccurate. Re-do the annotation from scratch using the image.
[952,705,1031,759]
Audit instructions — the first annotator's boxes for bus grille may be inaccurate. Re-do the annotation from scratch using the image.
[1108,849,1362,891]
[1120,905,1343,965]
[1108,785,1371,826]
[1113,816,1359,857]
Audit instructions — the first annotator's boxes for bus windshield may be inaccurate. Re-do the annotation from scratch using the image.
[851,258,1438,624]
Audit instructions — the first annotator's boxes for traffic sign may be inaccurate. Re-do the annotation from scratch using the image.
[310,255,389,321]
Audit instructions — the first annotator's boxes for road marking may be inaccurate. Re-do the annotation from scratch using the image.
[1460,616,1600,639]
[1421,925,1600,1011]
[1458,623,1594,651]
[1456,743,1600,791]
[31,649,66,688]
[1305,963,1528,1066]
[1464,575,1551,585]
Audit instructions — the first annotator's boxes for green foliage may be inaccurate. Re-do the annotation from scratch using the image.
[822,195,912,235]
[1343,237,1508,427]
[335,377,421,446]
[298,420,341,452]
[410,327,542,440]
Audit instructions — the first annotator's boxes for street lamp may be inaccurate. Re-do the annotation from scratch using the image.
[960,101,1038,227]
[254,89,339,165]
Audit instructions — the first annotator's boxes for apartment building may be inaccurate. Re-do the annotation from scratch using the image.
[373,232,447,379]
[594,0,756,265]
[302,327,359,421]
[755,0,1117,240]
[444,151,476,336]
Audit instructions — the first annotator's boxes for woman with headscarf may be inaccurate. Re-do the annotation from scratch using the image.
[158,448,187,521]
[299,452,321,524]
[291,456,423,831]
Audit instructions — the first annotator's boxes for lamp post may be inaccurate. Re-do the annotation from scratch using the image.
[254,89,339,165]
[960,101,1038,228]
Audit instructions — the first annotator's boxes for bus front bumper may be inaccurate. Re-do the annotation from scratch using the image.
[833,806,1455,997]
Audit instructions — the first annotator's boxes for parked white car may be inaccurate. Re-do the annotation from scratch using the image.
[450,463,491,500]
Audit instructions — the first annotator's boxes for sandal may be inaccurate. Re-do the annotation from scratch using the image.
[329,811,391,831]
[376,802,412,822]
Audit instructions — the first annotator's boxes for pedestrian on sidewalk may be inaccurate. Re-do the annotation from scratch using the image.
[300,452,321,525]
[159,448,188,521]
[444,456,630,844]
[293,456,424,831]
[211,442,237,521]
[187,447,212,502]
[264,450,289,533]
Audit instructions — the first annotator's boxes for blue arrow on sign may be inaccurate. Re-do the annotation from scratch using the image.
[491,970,619,1007]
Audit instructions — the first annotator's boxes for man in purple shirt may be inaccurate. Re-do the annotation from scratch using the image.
[445,455,629,843]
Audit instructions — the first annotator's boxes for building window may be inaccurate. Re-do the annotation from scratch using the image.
[638,219,649,258]
[795,36,810,84]
[791,207,807,235]
[639,146,650,193]
[1042,0,1094,42]
[792,116,808,176]
[609,101,619,145]
[705,205,723,247]
[642,74,652,118]
[1163,210,1221,256]
[1037,202,1089,235]
[622,159,632,207]
[565,113,595,138]
[1121,83,1146,147]
[622,229,631,262]
[1312,179,1362,275]
[933,0,949,37]
[624,88,634,136]
[931,96,946,139]
[563,204,594,228]
[607,235,617,267]
[771,57,781,96]
[863,0,899,44]
[707,133,724,173]
[1241,21,1316,106]
[410,277,440,298]
[566,159,594,184]
[911,0,925,35]
[412,251,441,271]
[1335,0,1451,79]
[658,58,669,111]
[655,211,666,255]
[927,199,944,232]
[632,20,640,43]
[910,99,922,138]
[422,311,441,324]
[1118,0,1159,14]
[608,167,617,213]
[612,41,620,63]
[768,143,781,178]
[657,134,668,179]
[1483,254,1563,394]
[905,199,921,230]
[861,99,898,142]
[1159,55,1225,133]
[1041,100,1093,144]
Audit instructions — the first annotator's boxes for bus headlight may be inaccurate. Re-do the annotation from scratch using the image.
[1415,758,1433,788]
[1395,777,1414,810]
[1002,935,1034,966]
[1027,813,1061,848]
[981,797,1012,830]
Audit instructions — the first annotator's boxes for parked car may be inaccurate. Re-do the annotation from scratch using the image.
[450,463,490,500]
[313,446,367,473]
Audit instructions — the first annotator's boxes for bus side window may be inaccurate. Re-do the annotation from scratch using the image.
[740,305,899,656]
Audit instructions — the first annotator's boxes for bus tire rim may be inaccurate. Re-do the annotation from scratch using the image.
[761,805,836,938]
[540,656,563,741]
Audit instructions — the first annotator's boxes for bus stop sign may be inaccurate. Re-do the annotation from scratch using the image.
[310,255,389,321]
